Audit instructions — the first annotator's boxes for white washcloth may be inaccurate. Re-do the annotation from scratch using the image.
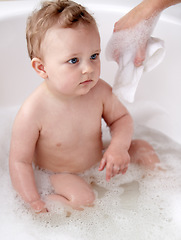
[106,27,165,103]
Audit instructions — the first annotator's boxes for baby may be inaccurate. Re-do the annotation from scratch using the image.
[9,0,159,213]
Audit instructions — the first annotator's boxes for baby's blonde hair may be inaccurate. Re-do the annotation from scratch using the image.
[26,0,96,59]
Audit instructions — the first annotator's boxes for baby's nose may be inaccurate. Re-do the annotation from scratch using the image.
[82,61,93,75]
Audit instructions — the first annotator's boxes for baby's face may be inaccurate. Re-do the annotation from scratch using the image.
[40,23,101,98]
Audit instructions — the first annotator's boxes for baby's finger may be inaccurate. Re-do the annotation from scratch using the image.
[121,166,128,175]
[35,208,49,214]
[106,163,113,182]
[99,158,107,171]
[112,165,121,177]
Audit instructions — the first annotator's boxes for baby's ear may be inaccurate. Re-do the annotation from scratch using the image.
[31,57,47,79]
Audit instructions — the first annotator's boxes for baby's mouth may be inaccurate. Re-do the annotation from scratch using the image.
[80,80,93,84]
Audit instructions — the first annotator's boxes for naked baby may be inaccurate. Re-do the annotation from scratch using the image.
[9,0,159,213]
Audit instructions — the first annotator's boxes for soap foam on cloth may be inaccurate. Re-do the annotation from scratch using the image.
[106,15,165,102]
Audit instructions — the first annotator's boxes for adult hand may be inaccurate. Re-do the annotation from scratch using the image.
[113,0,181,66]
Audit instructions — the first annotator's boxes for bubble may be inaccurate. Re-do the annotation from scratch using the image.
[1,107,181,240]
[106,15,160,62]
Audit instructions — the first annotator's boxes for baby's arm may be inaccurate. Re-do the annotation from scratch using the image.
[9,107,47,213]
[99,81,133,181]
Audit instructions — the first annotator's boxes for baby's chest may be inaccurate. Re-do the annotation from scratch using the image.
[40,107,102,145]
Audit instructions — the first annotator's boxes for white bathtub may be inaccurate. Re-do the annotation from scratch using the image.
[0,1,181,240]
[0,0,181,144]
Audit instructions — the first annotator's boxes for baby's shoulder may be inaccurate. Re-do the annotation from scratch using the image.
[94,79,112,95]
[92,79,113,103]
[93,79,121,107]
[16,85,45,121]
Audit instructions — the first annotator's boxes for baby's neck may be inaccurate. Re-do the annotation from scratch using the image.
[43,81,82,103]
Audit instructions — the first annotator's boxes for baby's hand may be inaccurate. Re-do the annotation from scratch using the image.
[99,148,130,181]
[30,199,48,213]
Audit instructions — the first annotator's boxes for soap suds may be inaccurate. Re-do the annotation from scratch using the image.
[0,107,181,240]
[106,15,160,62]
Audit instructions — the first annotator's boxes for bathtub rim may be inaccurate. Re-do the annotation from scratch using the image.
[0,0,181,26]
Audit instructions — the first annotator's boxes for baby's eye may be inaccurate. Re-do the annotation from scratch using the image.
[90,53,99,60]
[68,58,79,64]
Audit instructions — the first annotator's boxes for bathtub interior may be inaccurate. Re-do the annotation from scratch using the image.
[0,0,181,143]
[0,1,181,240]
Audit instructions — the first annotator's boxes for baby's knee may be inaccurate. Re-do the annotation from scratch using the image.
[129,139,160,169]
[72,188,95,209]
[129,139,155,156]
[48,189,95,210]
[50,173,95,210]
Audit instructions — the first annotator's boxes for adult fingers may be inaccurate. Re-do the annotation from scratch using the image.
[134,43,147,67]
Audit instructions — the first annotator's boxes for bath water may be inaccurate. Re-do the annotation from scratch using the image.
[0,107,181,240]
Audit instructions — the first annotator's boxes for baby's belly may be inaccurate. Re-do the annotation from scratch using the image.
[34,141,103,173]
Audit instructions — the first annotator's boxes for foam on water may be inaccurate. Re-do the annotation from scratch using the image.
[0,107,181,240]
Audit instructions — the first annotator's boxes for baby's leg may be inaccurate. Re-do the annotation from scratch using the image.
[129,139,160,170]
[48,173,95,210]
